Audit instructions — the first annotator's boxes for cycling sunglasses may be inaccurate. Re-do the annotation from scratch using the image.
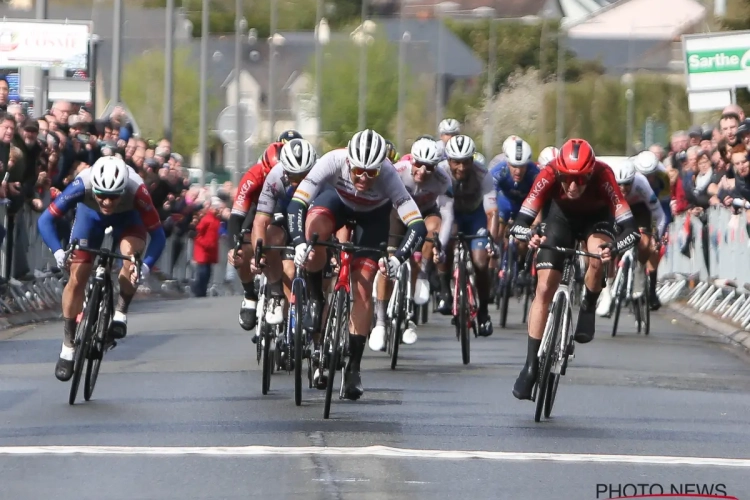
[557,173,591,185]
[414,161,437,172]
[94,193,121,201]
[350,166,380,179]
[284,172,307,183]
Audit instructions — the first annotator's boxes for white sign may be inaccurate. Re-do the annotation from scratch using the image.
[0,20,91,70]
[688,90,732,112]
[683,31,750,92]
[216,105,255,144]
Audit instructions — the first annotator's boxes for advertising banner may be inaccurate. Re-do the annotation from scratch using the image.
[0,20,91,70]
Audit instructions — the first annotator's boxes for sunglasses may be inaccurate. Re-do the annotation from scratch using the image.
[285,172,307,183]
[94,193,121,201]
[557,173,591,185]
[414,162,437,172]
[350,166,380,179]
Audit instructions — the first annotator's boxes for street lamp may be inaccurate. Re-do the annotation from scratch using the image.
[396,30,411,153]
[622,72,635,155]
[315,16,330,150]
[268,32,286,142]
[352,18,376,130]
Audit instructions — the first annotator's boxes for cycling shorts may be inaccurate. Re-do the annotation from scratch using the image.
[387,205,441,249]
[308,188,391,263]
[536,201,615,272]
[454,205,489,251]
[70,203,147,264]
[268,213,294,260]
[630,202,652,232]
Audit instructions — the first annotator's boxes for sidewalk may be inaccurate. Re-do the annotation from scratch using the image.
[667,301,750,351]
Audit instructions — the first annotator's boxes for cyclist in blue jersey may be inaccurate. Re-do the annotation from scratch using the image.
[38,156,166,382]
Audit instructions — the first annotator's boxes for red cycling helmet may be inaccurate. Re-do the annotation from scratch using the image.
[556,139,595,176]
[261,142,282,171]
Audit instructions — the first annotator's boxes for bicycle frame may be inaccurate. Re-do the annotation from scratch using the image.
[612,247,636,300]
[387,260,412,323]
[452,239,478,321]
[536,257,574,372]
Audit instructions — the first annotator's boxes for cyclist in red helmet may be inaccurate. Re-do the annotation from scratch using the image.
[509,138,640,401]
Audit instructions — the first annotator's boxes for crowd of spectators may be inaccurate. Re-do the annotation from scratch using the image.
[0,76,235,296]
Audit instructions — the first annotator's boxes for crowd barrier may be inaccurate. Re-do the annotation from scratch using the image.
[658,206,750,330]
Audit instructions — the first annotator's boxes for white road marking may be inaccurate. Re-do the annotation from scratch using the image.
[0,445,747,467]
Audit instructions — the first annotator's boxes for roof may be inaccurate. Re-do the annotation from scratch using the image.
[565,0,706,38]
[566,37,673,74]
[400,0,550,18]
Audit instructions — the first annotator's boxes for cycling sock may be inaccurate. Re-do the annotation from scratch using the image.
[242,280,257,301]
[268,279,284,298]
[375,300,387,327]
[308,270,324,301]
[116,292,134,314]
[348,334,366,372]
[439,271,450,297]
[582,286,600,312]
[525,336,542,368]
[63,317,77,348]
[648,270,658,296]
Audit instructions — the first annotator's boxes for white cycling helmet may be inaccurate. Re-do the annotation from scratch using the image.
[438,118,461,136]
[537,146,559,167]
[612,158,637,185]
[91,156,129,195]
[473,152,486,169]
[633,150,660,175]
[347,129,388,170]
[445,135,476,161]
[279,138,317,175]
[410,138,440,165]
[502,135,532,167]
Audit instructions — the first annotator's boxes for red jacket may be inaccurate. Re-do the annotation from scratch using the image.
[670,175,690,215]
[193,211,222,264]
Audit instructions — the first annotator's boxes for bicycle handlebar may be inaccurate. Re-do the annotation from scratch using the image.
[65,239,144,281]
[537,243,603,260]
[254,234,319,269]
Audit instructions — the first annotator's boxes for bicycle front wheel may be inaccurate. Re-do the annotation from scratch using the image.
[390,269,408,370]
[458,266,470,365]
[69,284,100,405]
[535,297,564,422]
[84,284,111,402]
[261,326,272,395]
[292,281,304,406]
[324,291,346,419]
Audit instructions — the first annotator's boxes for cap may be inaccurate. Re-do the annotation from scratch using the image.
[688,125,703,138]
[21,118,38,133]
[701,129,713,141]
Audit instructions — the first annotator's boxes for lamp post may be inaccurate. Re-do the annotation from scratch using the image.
[198,0,210,186]
[234,5,247,186]
[315,16,330,150]
[622,72,635,155]
[353,19,376,130]
[396,30,411,153]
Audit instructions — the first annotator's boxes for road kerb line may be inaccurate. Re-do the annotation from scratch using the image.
[0,445,747,467]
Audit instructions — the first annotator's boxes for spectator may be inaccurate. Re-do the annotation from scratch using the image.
[191,197,224,297]
[723,104,745,122]
[720,112,740,147]
[0,77,9,111]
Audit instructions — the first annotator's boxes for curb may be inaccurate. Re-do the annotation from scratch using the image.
[667,302,750,352]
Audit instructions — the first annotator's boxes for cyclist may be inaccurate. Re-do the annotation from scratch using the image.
[385,139,399,163]
[277,129,304,144]
[231,139,318,331]
[537,146,559,167]
[37,156,166,382]
[370,137,453,351]
[597,159,666,316]
[437,119,461,158]
[437,134,499,337]
[287,129,426,400]
[632,150,671,310]
[509,138,640,400]
[227,140,283,333]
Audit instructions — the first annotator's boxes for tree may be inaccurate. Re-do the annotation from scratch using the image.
[121,48,220,156]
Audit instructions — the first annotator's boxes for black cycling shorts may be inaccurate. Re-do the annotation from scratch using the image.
[308,189,391,262]
[536,201,615,272]
[630,202,652,231]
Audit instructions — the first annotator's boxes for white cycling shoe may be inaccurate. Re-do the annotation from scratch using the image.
[402,321,418,345]
[596,287,612,317]
[265,297,285,325]
[368,325,387,352]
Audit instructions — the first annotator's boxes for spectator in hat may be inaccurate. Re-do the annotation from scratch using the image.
[688,125,703,147]
[700,129,713,153]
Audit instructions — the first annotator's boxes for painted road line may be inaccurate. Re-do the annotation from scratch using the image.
[0,445,748,467]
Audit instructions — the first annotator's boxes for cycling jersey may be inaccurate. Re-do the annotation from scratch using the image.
[439,160,497,215]
[38,166,166,268]
[515,161,639,253]
[288,149,426,261]
[647,165,672,227]
[623,172,667,237]
[256,163,298,217]
[393,158,454,248]
[488,157,540,223]
[228,160,274,239]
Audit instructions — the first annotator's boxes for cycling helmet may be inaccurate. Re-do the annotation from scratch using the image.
[438,118,460,136]
[91,156,129,195]
[537,146,559,167]
[633,150,660,175]
[410,138,440,165]
[445,135,476,161]
[261,142,282,170]
[557,138,596,175]
[279,138,317,175]
[473,152,486,169]
[502,135,532,167]
[348,129,388,169]
[278,129,303,144]
[385,139,398,162]
[416,134,436,142]
[612,158,637,185]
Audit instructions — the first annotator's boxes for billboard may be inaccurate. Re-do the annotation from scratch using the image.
[683,30,750,92]
[0,20,91,70]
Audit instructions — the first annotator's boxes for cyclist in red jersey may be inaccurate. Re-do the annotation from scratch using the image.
[226,141,282,331]
[509,139,640,400]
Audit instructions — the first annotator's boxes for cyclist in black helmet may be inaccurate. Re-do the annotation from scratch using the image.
[278,129,303,144]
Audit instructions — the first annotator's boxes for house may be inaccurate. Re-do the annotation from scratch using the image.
[564,0,706,75]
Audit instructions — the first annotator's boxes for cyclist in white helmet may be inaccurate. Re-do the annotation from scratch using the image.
[371,137,453,351]
[437,118,461,159]
[438,134,499,337]
[596,158,666,317]
[236,139,320,331]
[37,156,166,383]
[287,129,426,399]
[537,146,559,167]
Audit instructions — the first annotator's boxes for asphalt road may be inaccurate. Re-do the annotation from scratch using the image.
[1,295,749,500]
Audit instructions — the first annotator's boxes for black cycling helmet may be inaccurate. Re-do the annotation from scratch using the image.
[278,129,303,144]
[385,139,397,162]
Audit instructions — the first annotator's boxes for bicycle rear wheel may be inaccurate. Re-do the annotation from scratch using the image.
[535,297,564,422]
[642,291,651,336]
[292,280,304,406]
[84,284,111,402]
[69,284,100,405]
[324,291,346,419]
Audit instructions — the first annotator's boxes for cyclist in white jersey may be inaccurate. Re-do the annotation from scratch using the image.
[287,129,426,400]
[370,138,453,351]
[597,158,666,316]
